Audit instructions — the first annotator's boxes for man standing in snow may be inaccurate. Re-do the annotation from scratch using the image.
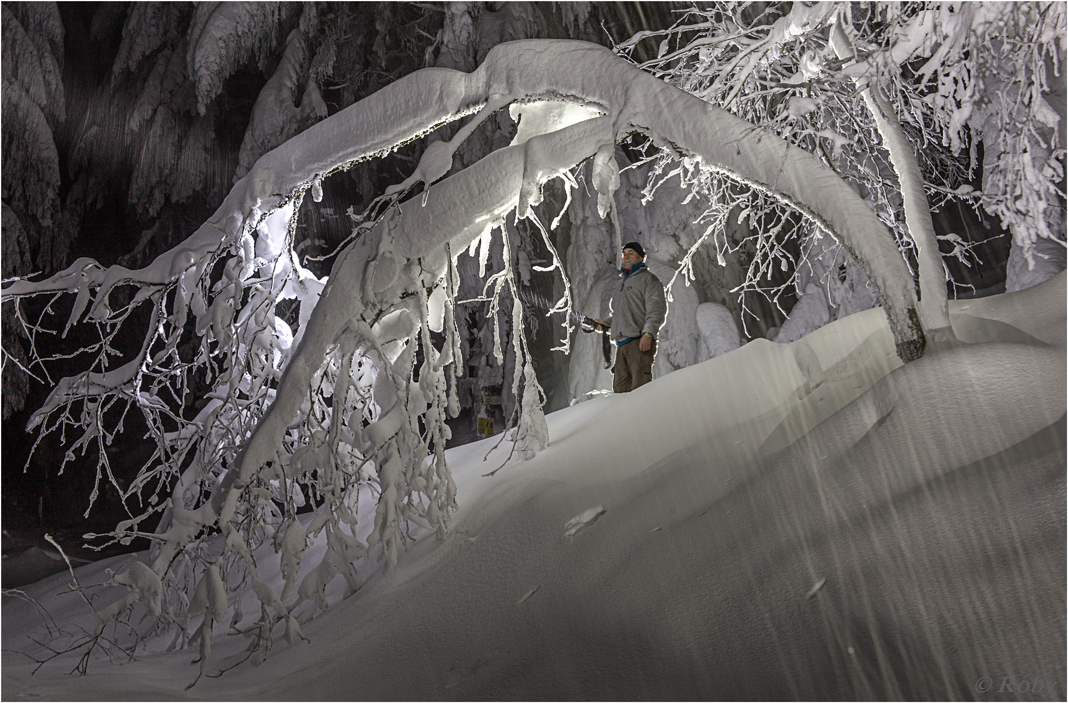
[593,242,667,393]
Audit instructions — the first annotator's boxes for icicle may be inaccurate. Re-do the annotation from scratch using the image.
[427,283,447,333]
[327,329,360,466]
[477,224,493,278]
[239,233,257,281]
[63,282,92,338]
[444,253,462,368]
[610,199,623,269]
[550,171,577,231]
[527,211,574,354]
[443,245,462,417]
[516,359,548,457]
[592,143,620,219]
[509,283,525,414]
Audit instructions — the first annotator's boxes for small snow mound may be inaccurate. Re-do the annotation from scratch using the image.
[564,506,606,537]
[110,561,163,618]
[775,281,831,343]
[696,303,740,362]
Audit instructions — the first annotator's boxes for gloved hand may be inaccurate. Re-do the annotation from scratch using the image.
[581,316,609,334]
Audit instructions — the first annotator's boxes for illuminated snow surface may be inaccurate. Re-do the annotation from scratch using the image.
[3,273,1064,700]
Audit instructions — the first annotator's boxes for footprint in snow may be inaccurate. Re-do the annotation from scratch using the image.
[517,585,540,605]
[564,506,606,538]
[444,657,493,690]
[806,577,827,599]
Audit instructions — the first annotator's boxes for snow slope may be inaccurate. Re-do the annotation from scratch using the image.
[3,273,1064,700]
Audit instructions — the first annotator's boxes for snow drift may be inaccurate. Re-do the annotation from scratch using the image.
[3,272,1063,700]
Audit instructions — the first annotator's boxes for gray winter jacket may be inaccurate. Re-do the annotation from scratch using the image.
[600,263,667,344]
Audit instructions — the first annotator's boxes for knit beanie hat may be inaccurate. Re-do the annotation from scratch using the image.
[622,241,645,258]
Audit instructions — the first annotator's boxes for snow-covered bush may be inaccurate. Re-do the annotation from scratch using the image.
[696,303,741,362]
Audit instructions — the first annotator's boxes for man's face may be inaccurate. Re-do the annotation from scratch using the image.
[622,248,643,267]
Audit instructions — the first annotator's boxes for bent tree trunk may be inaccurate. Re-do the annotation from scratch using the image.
[831,18,952,336]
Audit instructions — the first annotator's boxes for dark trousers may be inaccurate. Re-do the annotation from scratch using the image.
[612,338,656,393]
